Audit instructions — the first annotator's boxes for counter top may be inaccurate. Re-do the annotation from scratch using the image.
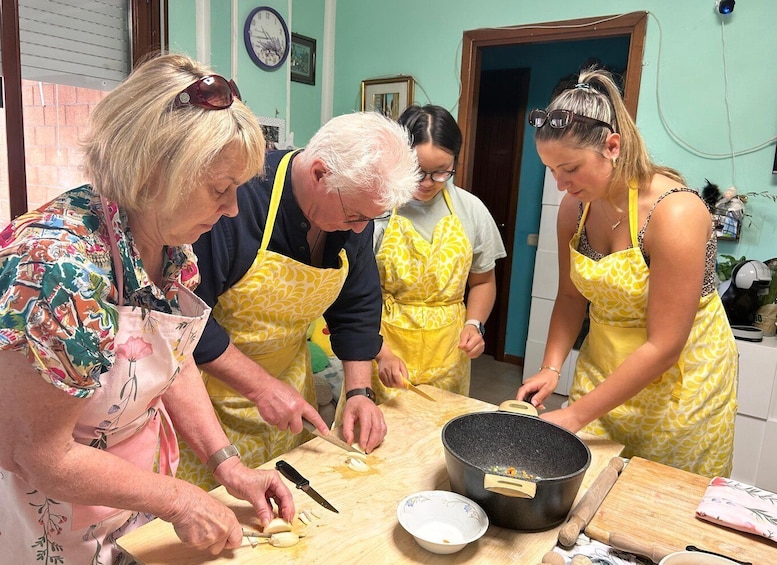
[118,386,623,564]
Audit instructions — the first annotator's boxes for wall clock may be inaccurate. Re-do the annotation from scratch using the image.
[243,6,290,71]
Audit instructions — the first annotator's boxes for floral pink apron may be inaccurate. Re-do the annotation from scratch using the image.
[0,198,211,564]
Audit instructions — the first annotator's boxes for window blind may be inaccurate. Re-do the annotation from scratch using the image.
[13,0,130,91]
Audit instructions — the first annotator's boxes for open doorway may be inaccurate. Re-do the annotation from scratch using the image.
[456,12,647,364]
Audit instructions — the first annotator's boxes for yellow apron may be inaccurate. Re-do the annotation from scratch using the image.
[370,187,473,404]
[177,151,349,490]
[569,186,738,476]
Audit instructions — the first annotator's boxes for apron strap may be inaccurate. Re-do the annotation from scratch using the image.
[441,186,455,215]
[261,150,300,252]
[100,195,125,302]
[627,180,640,250]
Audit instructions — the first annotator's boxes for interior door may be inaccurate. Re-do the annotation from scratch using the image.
[468,68,529,359]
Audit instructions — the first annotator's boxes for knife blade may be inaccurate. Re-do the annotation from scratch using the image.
[301,419,364,454]
[403,379,437,402]
[276,459,339,513]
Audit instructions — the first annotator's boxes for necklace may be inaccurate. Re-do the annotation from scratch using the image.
[599,200,624,231]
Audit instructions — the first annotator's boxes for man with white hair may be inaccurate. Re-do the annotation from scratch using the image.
[178,112,420,489]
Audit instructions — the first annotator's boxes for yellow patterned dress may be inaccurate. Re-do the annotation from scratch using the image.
[177,152,349,490]
[370,187,473,403]
[569,186,738,477]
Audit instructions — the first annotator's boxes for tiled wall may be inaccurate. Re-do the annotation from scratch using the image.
[0,81,108,226]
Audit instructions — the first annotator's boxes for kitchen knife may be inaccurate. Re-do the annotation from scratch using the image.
[276,459,339,513]
[403,379,437,402]
[301,418,364,454]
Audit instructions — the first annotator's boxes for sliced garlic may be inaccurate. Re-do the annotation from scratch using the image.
[346,455,369,472]
[298,511,312,525]
[263,517,293,534]
[348,450,367,462]
[351,442,366,454]
[269,532,300,548]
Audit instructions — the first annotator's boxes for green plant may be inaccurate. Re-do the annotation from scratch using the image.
[716,254,746,282]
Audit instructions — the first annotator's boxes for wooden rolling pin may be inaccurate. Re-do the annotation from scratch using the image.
[607,531,678,563]
[558,456,625,547]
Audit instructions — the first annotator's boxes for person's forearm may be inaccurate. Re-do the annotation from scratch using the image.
[164,358,238,467]
[465,276,496,323]
[341,360,374,390]
[1,353,200,523]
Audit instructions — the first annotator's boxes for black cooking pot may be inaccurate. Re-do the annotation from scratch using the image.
[441,401,591,531]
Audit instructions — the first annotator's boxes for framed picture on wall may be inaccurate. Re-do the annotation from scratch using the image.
[360,76,414,120]
[257,116,286,150]
[290,33,316,85]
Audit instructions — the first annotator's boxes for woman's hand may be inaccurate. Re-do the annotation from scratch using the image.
[165,480,246,554]
[458,324,485,359]
[516,368,560,410]
[376,347,408,389]
[213,460,296,529]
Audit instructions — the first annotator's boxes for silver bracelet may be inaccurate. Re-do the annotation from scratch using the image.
[206,444,240,474]
[539,365,562,377]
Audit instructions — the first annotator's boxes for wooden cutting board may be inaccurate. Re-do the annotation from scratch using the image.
[586,457,777,564]
[118,386,623,564]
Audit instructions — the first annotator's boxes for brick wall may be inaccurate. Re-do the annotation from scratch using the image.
[0,80,108,226]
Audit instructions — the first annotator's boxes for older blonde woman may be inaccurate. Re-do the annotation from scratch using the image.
[0,53,294,563]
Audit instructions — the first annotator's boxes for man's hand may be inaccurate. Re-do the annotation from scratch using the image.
[340,395,387,453]
[247,374,328,435]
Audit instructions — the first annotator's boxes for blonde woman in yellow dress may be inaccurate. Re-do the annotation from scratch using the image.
[516,68,737,477]
[369,105,506,403]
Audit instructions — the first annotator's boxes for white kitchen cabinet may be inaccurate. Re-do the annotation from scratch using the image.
[524,168,575,395]
[524,168,585,396]
[731,336,777,489]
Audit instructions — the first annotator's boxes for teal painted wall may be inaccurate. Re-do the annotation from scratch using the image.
[332,0,777,358]
[169,1,325,146]
[168,1,777,358]
[289,1,325,146]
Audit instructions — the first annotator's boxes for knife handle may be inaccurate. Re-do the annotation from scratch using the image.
[276,460,309,488]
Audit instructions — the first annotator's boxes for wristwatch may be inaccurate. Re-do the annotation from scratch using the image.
[465,319,485,337]
[345,387,377,402]
[206,444,240,473]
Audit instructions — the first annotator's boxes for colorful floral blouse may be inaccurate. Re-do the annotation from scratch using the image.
[0,185,200,398]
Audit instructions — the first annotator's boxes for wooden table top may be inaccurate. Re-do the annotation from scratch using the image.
[118,386,623,564]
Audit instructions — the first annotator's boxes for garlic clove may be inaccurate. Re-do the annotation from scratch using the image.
[263,517,293,534]
[268,532,300,548]
[346,455,369,472]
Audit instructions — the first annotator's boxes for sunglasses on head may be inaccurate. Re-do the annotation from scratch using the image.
[528,108,614,133]
[173,75,241,110]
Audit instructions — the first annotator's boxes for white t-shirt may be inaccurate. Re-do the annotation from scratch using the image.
[373,184,507,274]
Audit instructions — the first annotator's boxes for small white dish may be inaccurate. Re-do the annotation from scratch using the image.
[397,490,489,554]
[659,550,740,564]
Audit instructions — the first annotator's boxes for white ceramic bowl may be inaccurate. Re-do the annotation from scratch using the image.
[397,490,489,554]
[659,550,740,564]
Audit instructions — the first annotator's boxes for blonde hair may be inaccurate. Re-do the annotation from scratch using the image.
[536,67,684,196]
[295,112,419,210]
[81,53,266,215]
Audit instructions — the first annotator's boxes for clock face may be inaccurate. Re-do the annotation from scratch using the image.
[244,6,290,71]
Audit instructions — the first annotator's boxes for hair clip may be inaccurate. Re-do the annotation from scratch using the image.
[574,83,592,90]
